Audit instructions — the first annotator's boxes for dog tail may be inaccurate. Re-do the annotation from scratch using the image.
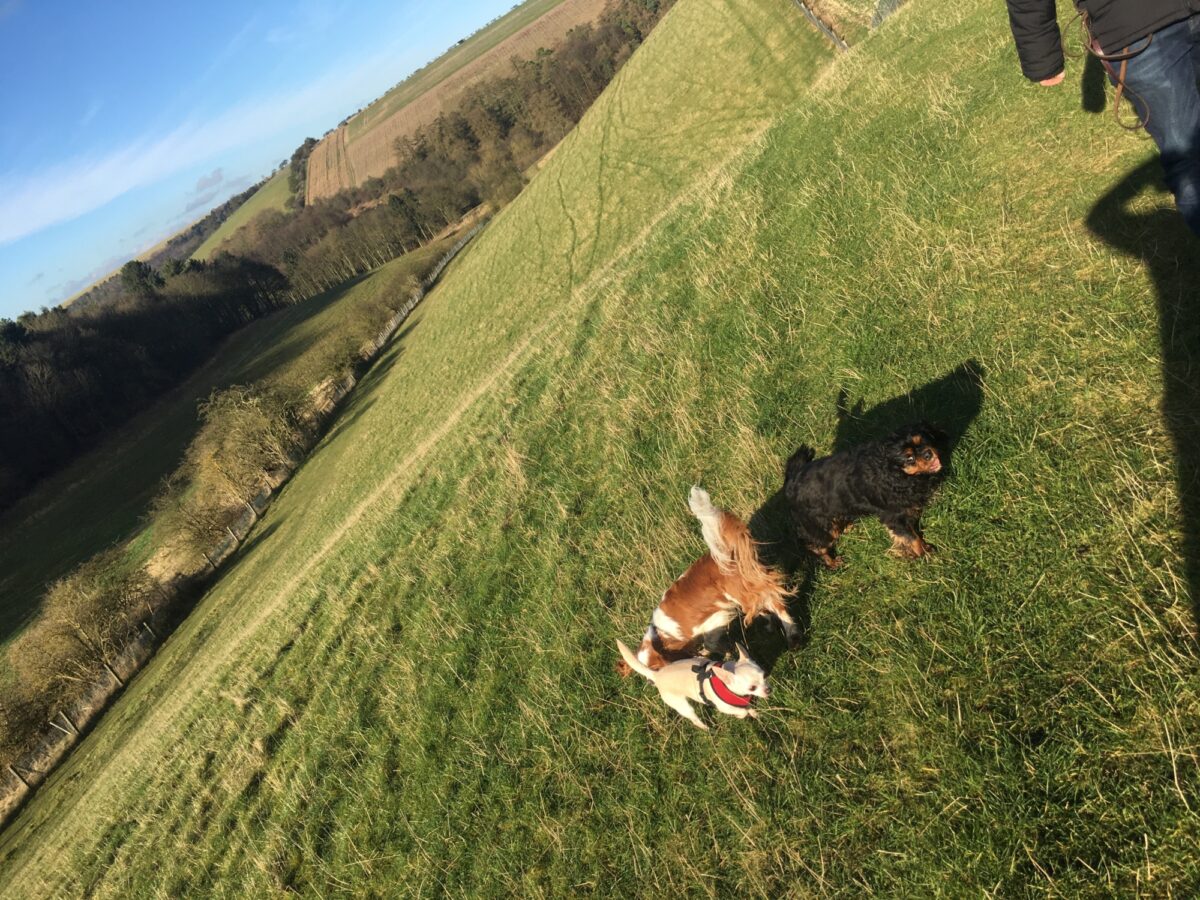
[616,641,657,682]
[719,512,793,623]
[689,485,735,570]
[690,485,792,624]
[785,445,816,485]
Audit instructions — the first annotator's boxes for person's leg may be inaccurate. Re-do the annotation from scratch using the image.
[1109,16,1200,234]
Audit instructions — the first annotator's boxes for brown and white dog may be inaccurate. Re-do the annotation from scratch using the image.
[617,486,799,676]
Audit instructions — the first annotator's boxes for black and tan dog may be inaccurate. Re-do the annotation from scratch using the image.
[784,424,947,568]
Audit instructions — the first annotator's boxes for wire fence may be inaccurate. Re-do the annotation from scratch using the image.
[793,0,849,52]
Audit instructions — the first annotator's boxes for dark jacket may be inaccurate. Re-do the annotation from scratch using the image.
[1006,0,1198,82]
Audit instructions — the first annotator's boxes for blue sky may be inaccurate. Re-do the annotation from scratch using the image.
[0,0,520,318]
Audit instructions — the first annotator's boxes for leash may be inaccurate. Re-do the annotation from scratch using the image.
[692,661,753,709]
[1072,11,1153,131]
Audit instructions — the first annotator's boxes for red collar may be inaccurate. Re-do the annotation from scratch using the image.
[697,663,753,708]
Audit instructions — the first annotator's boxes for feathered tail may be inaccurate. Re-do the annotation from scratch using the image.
[689,485,791,624]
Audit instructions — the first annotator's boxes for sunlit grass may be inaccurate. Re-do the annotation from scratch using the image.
[1,0,1198,894]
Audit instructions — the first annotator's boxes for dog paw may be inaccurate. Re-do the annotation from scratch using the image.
[889,537,931,559]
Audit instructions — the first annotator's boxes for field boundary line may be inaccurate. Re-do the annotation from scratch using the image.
[793,0,850,52]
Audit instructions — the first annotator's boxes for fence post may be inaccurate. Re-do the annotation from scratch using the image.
[792,0,849,52]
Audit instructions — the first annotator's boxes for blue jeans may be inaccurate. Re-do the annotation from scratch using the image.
[1106,15,1200,234]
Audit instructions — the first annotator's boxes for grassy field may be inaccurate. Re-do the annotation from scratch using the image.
[305,0,606,201]
[347,0,569,139]
[0,239,450,646]
[192,169,291,261]
[3,0,1200,894]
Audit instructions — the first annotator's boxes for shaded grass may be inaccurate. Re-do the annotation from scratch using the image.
[0,240,451,645]
[2,0,1199,895]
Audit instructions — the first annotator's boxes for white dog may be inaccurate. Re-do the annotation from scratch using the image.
[616,639,769,730]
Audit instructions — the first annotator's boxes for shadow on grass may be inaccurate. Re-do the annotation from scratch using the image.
[745,361,985,673]
[234,273,374,385]
[1082,52,1107,114]
[744,494,818,675]
[229,520,282,565]
[1086,159,1200,630]
[833,359,985,463]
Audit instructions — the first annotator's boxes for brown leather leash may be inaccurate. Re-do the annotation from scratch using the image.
[1076,11,1154,131]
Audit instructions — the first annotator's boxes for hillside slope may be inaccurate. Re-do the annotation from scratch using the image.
[192,169,290,261]
[3,0,1199,894]
[0,239,451,646]
[304,0,606,202]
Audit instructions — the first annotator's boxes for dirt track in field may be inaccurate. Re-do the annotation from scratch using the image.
[305,0,609,204]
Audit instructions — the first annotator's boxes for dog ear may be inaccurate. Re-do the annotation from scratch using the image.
[734,642,751,661]
[711,664,735,685]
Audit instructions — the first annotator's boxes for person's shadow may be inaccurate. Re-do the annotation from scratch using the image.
[1087,159,1200,629]
[744,361,985,671]
[1082,52,1108,115]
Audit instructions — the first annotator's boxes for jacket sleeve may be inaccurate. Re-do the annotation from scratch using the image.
[1005,0,1065,82]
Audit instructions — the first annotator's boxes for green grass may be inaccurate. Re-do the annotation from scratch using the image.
[192,169,291,261]
[346,0,569,140]
[3,0,1200,894]
[0,239,450,646]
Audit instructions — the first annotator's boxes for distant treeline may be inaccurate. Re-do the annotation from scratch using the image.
[0,0,673,513]
[67,181,268,313]
[216,0,676,294]
[0,258,288,508]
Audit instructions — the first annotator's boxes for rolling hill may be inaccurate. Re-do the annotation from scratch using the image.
[0,237,455,647]
[192,169,291,261]
[2,0,1198,894]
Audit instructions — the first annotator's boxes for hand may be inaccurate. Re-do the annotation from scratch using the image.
[1039,71,1065,86]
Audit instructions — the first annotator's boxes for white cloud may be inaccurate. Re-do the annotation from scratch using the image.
[266,1,344,45]
[193,167,224,192]
[0,53,394,247]
[79,98,103,128]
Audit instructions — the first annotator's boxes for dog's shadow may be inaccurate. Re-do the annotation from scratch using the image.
[832,359,985,465]
[743,489,818,673]
[743,360,986,673]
